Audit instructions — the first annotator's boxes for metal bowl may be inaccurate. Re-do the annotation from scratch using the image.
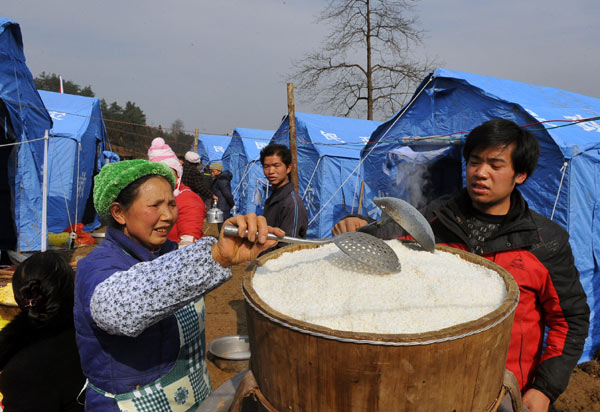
[91,232,106,245]
[208,335,251,360]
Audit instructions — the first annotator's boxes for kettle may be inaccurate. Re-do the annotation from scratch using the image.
[207,200,224,224]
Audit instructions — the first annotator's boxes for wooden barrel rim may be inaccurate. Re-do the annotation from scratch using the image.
[242,243,519,345]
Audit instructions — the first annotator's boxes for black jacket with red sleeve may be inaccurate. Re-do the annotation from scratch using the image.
[430,189,589,402]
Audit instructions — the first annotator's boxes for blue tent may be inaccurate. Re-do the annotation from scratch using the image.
[222,128,273,216]
[38,90,107,234]
[363,68,600,362]
[0,17,53,252]
[271,112,381,238]
[196,134,231,165]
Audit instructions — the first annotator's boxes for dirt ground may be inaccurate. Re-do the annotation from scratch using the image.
[204,261,600,411]
[204,262,250,389]
[551,358,600,412]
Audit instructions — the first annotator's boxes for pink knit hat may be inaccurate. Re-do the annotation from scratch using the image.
[148,137,182,178]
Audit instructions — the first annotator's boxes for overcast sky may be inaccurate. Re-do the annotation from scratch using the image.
[4,0,599,136]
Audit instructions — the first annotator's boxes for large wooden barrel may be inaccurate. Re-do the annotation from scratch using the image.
[242,244,519,412]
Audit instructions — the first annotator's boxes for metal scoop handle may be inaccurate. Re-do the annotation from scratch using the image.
[223,225,329,245]
[223,224,401,273]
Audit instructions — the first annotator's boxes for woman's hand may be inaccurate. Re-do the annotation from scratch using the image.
[211,213,285,267]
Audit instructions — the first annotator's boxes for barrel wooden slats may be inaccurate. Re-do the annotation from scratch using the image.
[243,244,519,412]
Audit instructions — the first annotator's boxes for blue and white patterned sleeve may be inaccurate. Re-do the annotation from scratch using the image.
[90,237,231,337]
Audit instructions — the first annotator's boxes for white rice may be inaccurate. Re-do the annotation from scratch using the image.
[252,241,507,334]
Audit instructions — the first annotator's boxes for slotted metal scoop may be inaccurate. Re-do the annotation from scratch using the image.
[223,225,401,273]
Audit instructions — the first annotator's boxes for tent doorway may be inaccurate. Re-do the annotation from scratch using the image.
[0,99,17,258]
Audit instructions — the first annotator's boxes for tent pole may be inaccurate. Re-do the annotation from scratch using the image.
[193,128,199,153]
[41,130,49,252]
[287,83,299,193]
[357,180,365,215]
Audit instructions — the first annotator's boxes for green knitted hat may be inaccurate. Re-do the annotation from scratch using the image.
[93,159,176,218]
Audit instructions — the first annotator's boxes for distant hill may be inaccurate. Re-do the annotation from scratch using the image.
[107,124,196,160]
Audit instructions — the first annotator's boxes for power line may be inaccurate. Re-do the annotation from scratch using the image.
[4,98,599,150]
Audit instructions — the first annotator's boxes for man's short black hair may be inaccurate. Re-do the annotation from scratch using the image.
[260,143,292,166]
[463,118,540,181]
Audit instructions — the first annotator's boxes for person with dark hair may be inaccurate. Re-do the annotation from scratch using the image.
[462,118,540,185]
[182,151,213,208]
[74,159,284,411]
[332,118,589,412]
[260,144,308,244]
[209,162,235,220]
[0,251,85,411]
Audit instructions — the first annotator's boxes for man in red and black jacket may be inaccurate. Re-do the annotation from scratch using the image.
[333,119,590,412]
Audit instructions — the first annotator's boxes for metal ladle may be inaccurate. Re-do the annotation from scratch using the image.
[373,197,436,252]
[223,225,401,273]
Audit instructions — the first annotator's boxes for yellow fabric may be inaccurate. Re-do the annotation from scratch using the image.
[0,283,18,330]
[0,284,15,306]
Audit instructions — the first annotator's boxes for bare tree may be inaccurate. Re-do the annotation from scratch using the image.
[171,118,185,135]
[290,0,436,120]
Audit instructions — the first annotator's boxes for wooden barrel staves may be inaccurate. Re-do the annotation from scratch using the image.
[242,244,519,412]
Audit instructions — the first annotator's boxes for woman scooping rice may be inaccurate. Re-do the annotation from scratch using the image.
[73,159,283,411]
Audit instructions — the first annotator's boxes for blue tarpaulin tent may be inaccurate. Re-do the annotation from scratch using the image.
[0,17,53,252]
[222,128,272,216]
[363,68,600,362]
[271,112,381,238]
[196,134,231,165]
[38,90,107,234]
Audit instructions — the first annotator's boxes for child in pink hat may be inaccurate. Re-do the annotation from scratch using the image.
[148,137,205,245]
[147,137,183,179]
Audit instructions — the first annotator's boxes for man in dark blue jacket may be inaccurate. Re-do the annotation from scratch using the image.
[260,144,308,244]
[210,162,235,220]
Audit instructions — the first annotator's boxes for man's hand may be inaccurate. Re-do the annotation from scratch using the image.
[211,213,285,267]
[522,388,550,412]
[332,217,369,236]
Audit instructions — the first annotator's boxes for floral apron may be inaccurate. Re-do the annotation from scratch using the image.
[89,297,212,411]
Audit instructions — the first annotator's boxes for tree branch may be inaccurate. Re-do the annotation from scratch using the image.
[288,0,436,119]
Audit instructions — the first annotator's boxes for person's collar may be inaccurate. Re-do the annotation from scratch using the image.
[450,188,528,224]
[271,180,293,194]
[267,181,294,203]
[106,226,177,261]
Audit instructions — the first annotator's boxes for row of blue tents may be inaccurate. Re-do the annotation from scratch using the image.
[1,17,112,252]
[193,69,600,362]
[195,117,381,239]
[3,16,599,362]
[2,14,380,250]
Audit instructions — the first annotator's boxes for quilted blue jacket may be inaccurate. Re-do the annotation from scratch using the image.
[74,227,180,411]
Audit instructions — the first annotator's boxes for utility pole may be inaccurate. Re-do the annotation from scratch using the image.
[193,128,199,153]
[287,83,299,193]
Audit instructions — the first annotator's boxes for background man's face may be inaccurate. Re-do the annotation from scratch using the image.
[465,144,526,215]
[262,154,292,188]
